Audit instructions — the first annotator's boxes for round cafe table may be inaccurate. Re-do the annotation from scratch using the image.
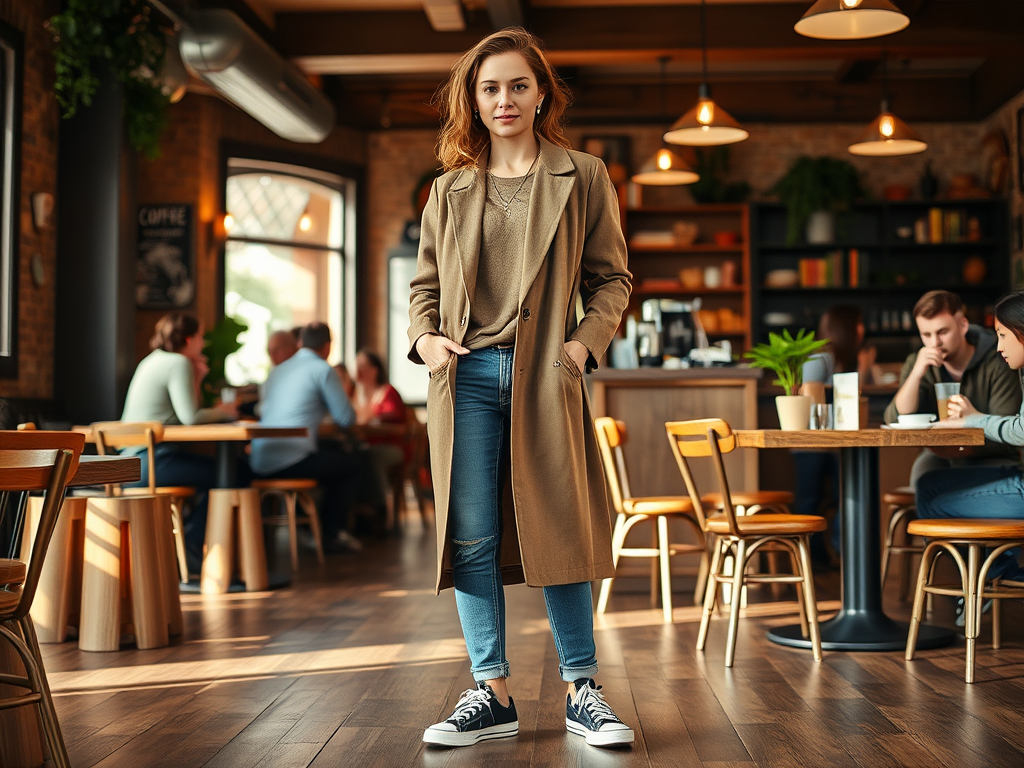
[734,426,985,652]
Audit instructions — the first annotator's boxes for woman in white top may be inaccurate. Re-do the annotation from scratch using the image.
[122,313,237,574]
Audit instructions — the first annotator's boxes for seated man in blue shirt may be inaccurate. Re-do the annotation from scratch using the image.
[250,321,366,550]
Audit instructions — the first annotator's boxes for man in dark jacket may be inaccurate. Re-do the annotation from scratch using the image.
[883,290,1022,482]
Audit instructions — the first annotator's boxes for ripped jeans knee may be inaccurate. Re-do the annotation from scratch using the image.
[452,533,499,572]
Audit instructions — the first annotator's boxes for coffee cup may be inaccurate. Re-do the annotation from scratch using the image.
[897,413,936,426]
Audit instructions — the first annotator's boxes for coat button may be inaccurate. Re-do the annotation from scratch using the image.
[522,308,531,320]
[460,316,467,326]
[553,360,561,368]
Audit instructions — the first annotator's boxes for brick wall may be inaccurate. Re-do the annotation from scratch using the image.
[0,0,59,398]
[984,88,1024,286]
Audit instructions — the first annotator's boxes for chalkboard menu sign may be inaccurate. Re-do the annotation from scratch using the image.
[136,204,195,308]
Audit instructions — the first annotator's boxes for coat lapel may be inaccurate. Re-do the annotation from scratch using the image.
[447,156,487,305]
[520,139,576,305]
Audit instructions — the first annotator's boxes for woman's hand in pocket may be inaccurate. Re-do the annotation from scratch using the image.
[416,333,469,372]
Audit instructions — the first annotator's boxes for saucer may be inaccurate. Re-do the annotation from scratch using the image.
[884,422,934,430]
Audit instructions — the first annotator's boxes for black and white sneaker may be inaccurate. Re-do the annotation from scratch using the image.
[565,679,634,747]
[423,683,518,747]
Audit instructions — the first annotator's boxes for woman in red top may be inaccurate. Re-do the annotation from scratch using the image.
[354,349,406,425]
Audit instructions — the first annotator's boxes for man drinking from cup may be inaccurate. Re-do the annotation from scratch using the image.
[883,290,1021,483]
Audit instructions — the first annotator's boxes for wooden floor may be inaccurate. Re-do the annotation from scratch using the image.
[40,515,1024,768]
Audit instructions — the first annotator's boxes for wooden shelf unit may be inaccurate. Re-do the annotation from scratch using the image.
[621,203,752,351]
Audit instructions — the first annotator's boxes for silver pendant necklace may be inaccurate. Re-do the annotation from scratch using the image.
[488,152,539,218]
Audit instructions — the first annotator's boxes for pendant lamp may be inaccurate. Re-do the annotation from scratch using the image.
[795,0,909,41]
[633,58,700,186]
[663,0,748,147]
[848,54,926,157]
[632,148,700,186]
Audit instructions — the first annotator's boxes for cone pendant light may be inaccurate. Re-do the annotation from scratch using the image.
[795,0,909,40]
[848,99,927,156]
[632,148,700,186]
[663,0,748,147]
[848,54,926,157]
[633,58,700,186]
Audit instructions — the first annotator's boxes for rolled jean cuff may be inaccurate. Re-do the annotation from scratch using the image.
[471,662,511,682]
[560,663,599,683]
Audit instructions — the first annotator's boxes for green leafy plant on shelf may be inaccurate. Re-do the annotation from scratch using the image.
[770,156,866,245]
[743,329,829,396]
[201,316,248,408]
[47,0,173,159]
[688,146,751,204]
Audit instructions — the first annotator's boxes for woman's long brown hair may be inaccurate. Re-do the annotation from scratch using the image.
[433,27,572,172]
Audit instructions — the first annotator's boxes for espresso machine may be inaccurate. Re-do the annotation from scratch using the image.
[638,298,703,365]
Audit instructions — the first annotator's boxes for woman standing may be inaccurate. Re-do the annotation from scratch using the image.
[408,28,632,749]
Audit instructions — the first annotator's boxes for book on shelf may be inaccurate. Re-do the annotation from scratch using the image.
[795,249,869,288]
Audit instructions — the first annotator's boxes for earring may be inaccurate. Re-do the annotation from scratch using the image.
[536,103,542,115]
[474,110,479,120]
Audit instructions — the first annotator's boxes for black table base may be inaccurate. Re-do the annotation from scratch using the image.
[178,571,291,594]
[768,613,955,651]
[766,444,956,653]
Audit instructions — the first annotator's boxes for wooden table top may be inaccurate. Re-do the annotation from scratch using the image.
[70,455,141,487]
[75,423,307,442]
[734,427,985,449]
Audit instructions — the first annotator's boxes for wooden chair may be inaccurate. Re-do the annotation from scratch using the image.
[0,429,84,768]
[881,486,925,601]
[594,417,707,623]
[666,418,825,667]
[253,478,324,571]
[92,421,194,582]
[393,408,433,525]
[905,518,1024,683]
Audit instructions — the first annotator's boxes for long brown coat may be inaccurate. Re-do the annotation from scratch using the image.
[408,139,631,593]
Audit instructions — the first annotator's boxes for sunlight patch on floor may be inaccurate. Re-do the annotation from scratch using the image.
[47,637,469,694]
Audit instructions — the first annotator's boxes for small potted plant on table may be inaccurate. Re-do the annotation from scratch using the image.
[744,329,828,430]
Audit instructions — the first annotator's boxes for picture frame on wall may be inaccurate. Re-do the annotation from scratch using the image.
[581,135,630,186]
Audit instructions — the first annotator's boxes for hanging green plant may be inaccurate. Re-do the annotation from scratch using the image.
[46,0,173,159]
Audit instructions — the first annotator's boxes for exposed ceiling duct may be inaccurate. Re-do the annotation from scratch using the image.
[179,9,335,143]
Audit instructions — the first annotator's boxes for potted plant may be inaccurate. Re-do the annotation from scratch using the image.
[201,315,248,407]
[744,329,828,430]
[770,156,865,245]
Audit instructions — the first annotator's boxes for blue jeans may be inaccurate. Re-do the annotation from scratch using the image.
[449,346,598,683]
[915,465,1024,580]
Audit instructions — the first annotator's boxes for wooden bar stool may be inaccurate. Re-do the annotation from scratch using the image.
[593,418,707,623]
[252,478,324,571]
[79,494,183,652]
[881,486,925,601]
[667,419,825,667]
[21,496,87,644]
[905,518,1024,683]
[92,421,195,582]
[202,488,268,594]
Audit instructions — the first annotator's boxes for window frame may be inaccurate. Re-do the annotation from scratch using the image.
[218,142,362,365]
[0,21,23,379]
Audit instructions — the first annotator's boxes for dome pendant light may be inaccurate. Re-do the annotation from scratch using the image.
[795,0,909,41]
[633,57,700,186]
[663,0,748,147]
[848,54,926,157]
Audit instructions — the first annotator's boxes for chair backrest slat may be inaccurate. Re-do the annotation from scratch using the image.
[0,430,82,621]
[665,419,739,534]
[91,421,161,494]
[594,417,631,513]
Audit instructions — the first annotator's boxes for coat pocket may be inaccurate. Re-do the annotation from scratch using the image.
[556,347,583,381]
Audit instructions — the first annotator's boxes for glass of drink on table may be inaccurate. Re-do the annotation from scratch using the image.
[934,382,960,421]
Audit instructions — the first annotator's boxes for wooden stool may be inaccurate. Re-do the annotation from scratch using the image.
[21,496,87,644]
[905,518,1024,683]
[79,495,183,652]
[253,478,324,571]
[202,488,268,594]
[881,486,924,601]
